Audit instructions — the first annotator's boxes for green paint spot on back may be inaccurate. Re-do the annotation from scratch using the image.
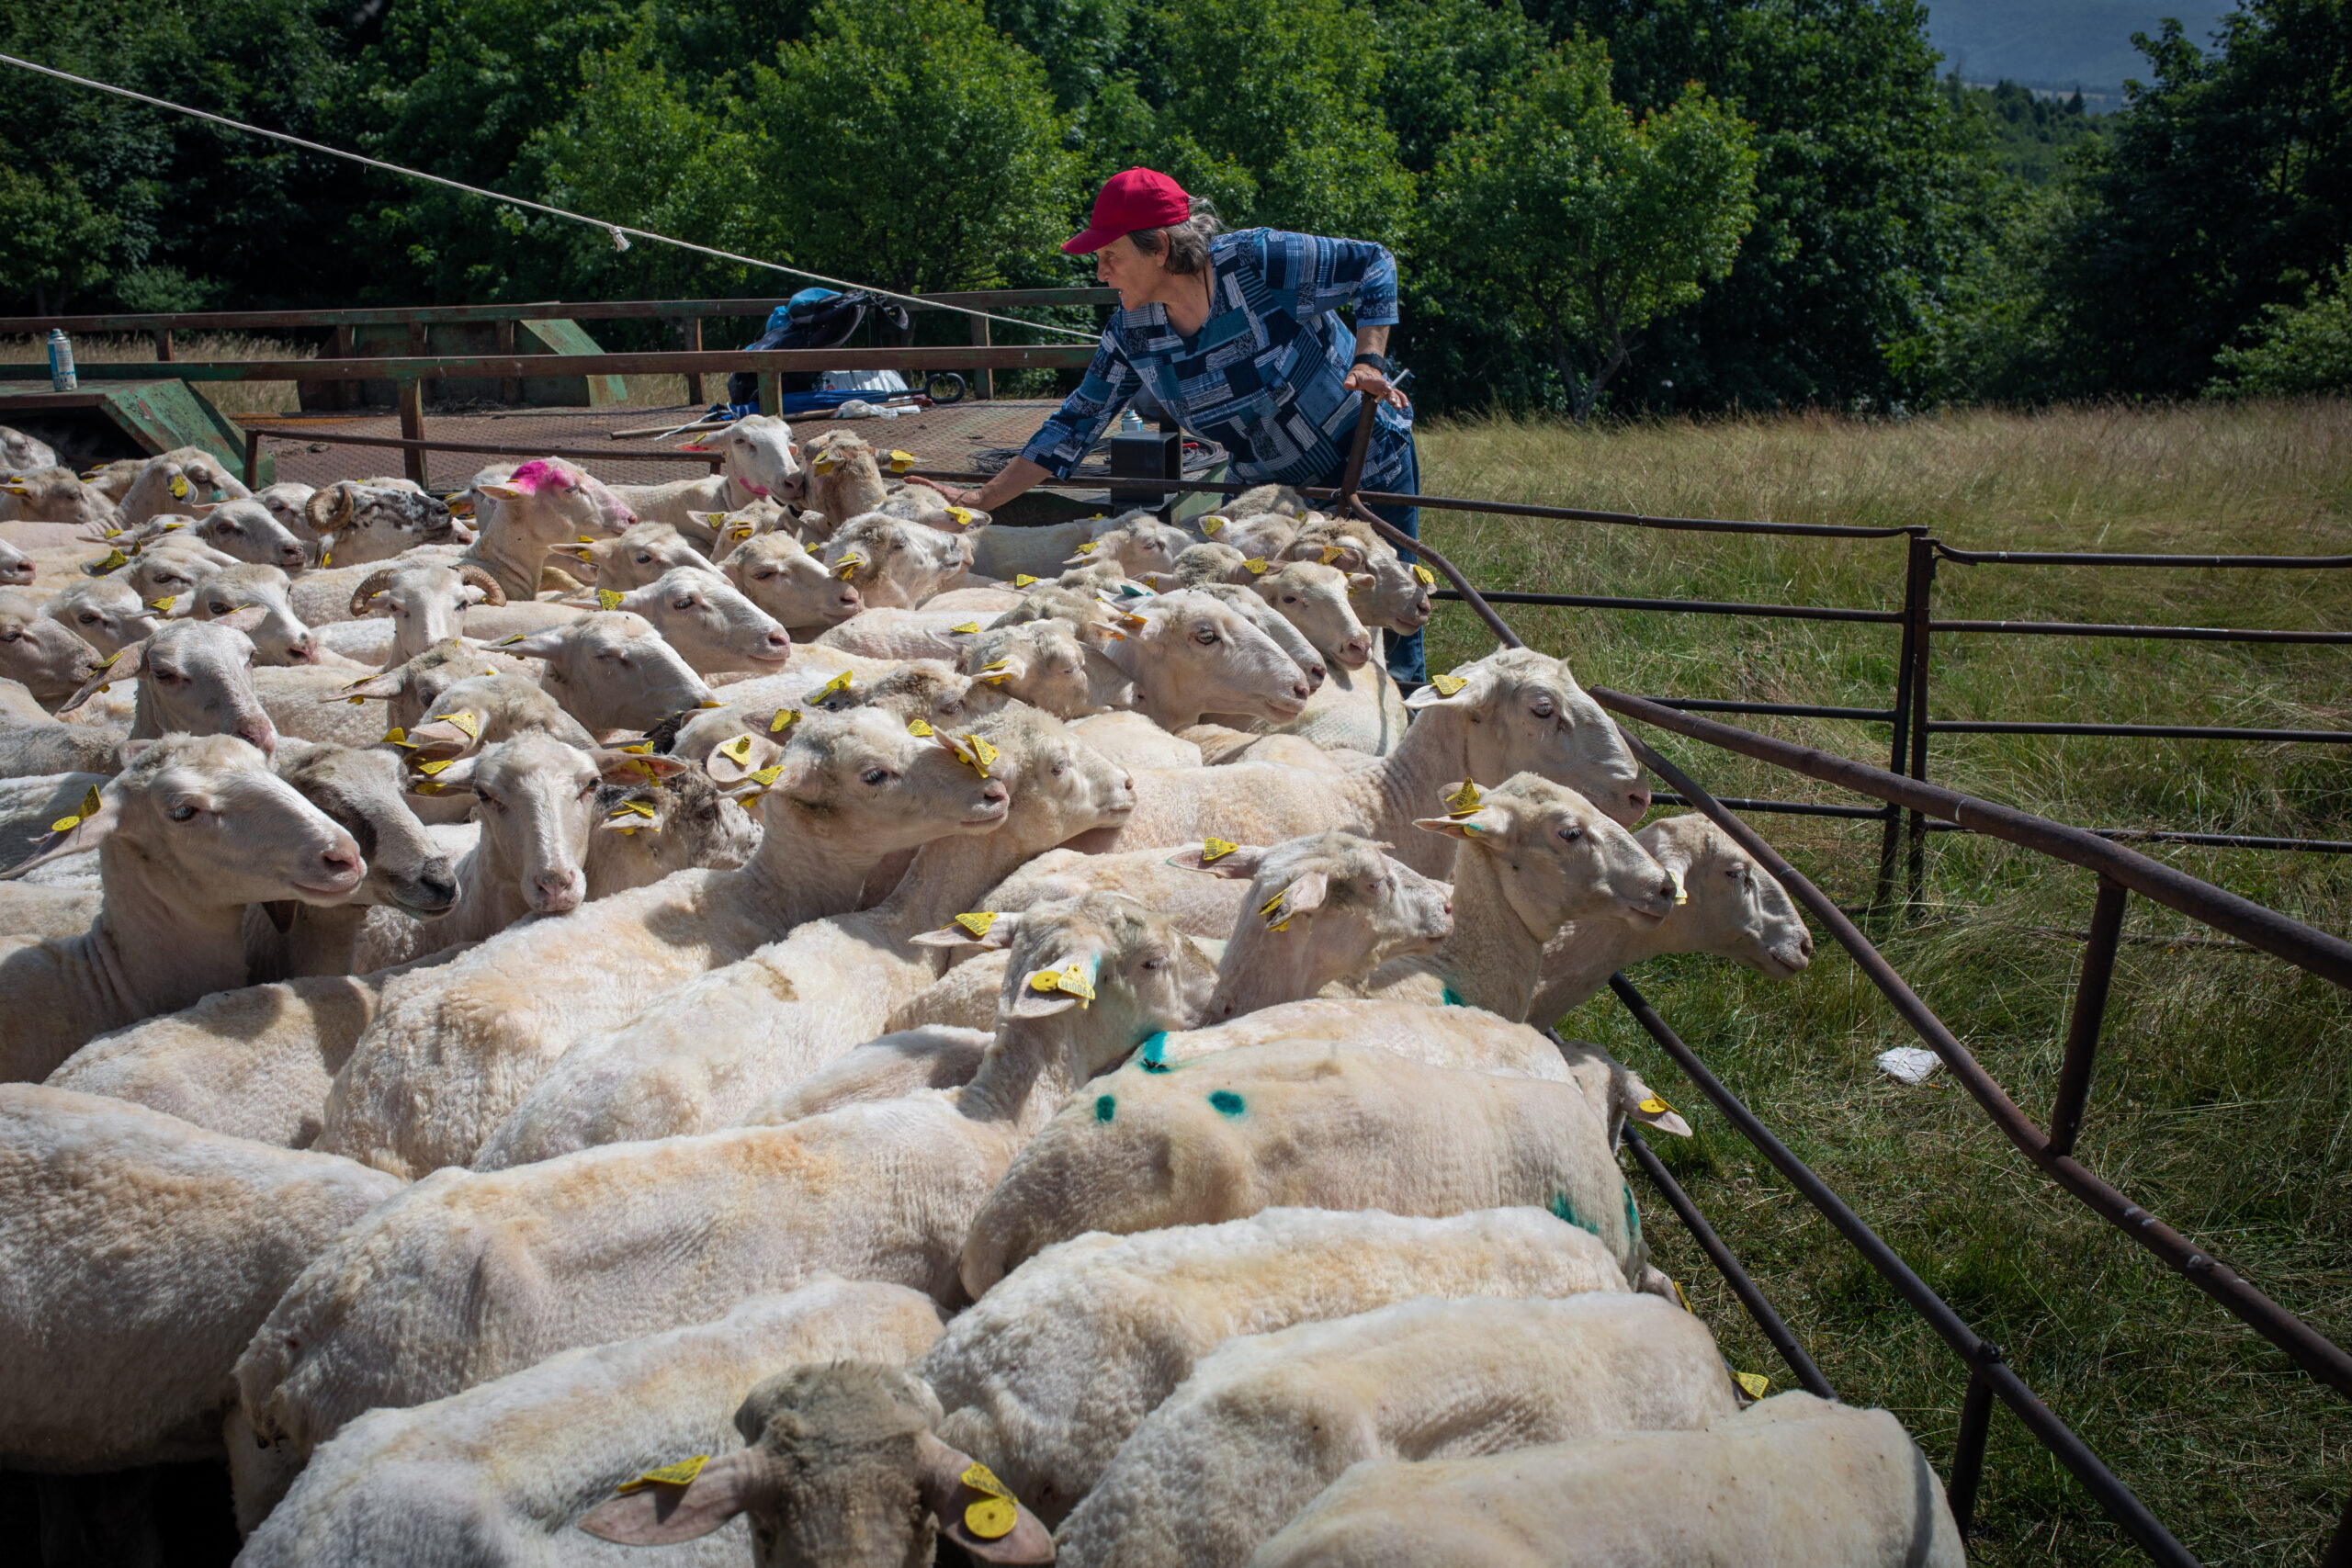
[1440,986,1466,1007]
[1095,1095,1115,1122]
[1209,1089,1246,1118]
[1551,1191,1599,1237]
[1138,1032,1170,1072]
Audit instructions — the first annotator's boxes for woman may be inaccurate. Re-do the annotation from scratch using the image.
[912,167,1427,684]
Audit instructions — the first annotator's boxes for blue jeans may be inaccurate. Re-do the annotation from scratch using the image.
[1309,432,1425,684]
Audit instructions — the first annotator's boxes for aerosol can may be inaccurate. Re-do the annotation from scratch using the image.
[46,330,75,392]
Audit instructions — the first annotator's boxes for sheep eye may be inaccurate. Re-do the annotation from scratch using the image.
[209,603,232,615]
[167,804,198,822]
[1557,826,1583,843]
[0,630,17,642]
[861,768,890,785]
[1532,705,1555,720]
[1193,628,1218,645]
[477,791,503,809]
[78,613,99,626]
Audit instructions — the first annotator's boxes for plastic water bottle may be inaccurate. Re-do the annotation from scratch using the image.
[46,330,75,392]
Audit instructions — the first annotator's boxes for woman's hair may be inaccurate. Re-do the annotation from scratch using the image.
[1126,199,1223,276]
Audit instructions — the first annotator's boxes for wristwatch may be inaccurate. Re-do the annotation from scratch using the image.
[1350,352,1394,377]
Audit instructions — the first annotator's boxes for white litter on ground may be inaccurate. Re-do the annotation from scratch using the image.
[1876,1045,1942,1085]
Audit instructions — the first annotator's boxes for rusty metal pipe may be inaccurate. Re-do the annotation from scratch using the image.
[2049,876,2130,1156]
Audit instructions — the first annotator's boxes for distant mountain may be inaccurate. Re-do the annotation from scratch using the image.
[1924,0,2236,91]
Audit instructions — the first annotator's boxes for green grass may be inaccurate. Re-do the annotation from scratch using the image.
[1415,401,2352,1566]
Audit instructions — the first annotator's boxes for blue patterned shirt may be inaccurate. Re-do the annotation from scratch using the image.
[1021,228,1414,492]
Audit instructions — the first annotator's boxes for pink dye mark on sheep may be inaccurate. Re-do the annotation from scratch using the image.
[504,460,571,495]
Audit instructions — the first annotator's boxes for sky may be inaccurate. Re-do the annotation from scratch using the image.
[1923,0,2237,88]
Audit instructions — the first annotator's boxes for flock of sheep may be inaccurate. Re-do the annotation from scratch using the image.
[0,414,1967,1566]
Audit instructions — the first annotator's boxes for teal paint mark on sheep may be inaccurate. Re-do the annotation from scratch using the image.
[1623,1181,1640,1240]
[1137,1032,1170,1072]
[1440,986,1466,1007]
[1550,1192,1599,1237]
[1095,1095,1115,1122]
[1209,1089,1246,1118]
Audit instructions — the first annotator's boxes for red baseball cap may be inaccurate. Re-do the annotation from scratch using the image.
[1062,168,1192,255]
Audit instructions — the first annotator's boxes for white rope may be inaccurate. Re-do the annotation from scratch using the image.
[0,51,1102,342]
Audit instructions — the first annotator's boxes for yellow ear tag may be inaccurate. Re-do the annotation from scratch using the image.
[951,621,981,634]
[1443,779,1483,817]
[446,711,480,739]
[1260,886,1305,932]
[747,763,784,786]
[885,450,916,474]
[97,549,129,570]
[1674,1278,1696,1314]
[946,506,975,525]
[169,476,189,499]
[769,706,798,733]
[619,741,652,754]
[815,670,854,700]
[1413,563,1438,586]
[1200,836,1239,863]
[1201,514,1226,535]
[832,555,862,580]
[729,523,753,541]
[577,536,595,545]
[595,589,624,612]
[1073,540,1098,555]
[717,734,753,764]
[320,550,333,566]
[145,597,175,612]
[1243,557,1270,575]
[609,797,657,819]
[1012,574,1038,587]
[960,1462,1017,1540]
[1030,962,1095,1004]
[414,758,455,776]
[383,728,414,747]
[51,784,104,833]
[616,1454,709,1495]
[1428,671,1467,696]
[1735,1372,1770,1399]
[496,632,528,647]
[978,659,1012,673]
[953,910,997,938]
[1319,545,1342,565]
[907,718,934,737]
[1637,1094,1675,1116]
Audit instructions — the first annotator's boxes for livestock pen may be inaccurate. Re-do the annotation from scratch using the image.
[6,303,2346,1562]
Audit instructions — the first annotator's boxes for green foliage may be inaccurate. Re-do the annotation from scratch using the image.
[1370,0,1550,175]
[2210,248,2352,396]
[1951,76,2104,186]
[1119,0,1415,243]
[2044,0,2352,396]
[1424,35,1758,418]
[744,0,1080,294]
[1532,0,1990,412]
[0,155,119,311]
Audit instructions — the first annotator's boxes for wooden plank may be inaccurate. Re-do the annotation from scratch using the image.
[0,289,1117,336]
[969,314,993,400]
[4,347,1101,382]
[397,379,427,489]
[518,319,630,408]
[0,378,273,483]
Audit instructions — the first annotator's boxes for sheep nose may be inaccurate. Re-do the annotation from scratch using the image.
[290,636,319,663]
[763,631,790,653]
[279,546,305,567]
[1799,931,1815,958]
[238,718,279,757]
[318,841,361,881]
[418,872,459,907]
[532,869,582,909]
[1626,784,1652,816]
[1290,680,1312,699]
[979,781,1010,805]
[1442,899,1454,916]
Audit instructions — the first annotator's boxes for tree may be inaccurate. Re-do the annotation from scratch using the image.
[2046,0,2351,394]
[745,0,1079,295]
[1532,0,1985,412]
[1425,34,1758,418]
[0,156,119,313]
[2209,247,2352,397]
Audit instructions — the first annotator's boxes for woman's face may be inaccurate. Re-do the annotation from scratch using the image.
[1093,235,1170,310]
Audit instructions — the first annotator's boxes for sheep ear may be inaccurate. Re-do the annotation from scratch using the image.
[914,1434,1056,1564]
[547,542,599,571]
[1627,1081,1693,1138]
[216,604,268,637]
[1404,665,1494,711]
[1,785,119,880]
[1261,869,1328,930]
[595,748,690,785]
[1651,845,1693,907]
[404,716,481,760]
[1164,841,1265,880]
[478,483,525,503]
[700,733,783,786]
[1008,978,1080,1019]
[495,627,570,660]
[328,668,411,704]
[58,641,146,713]
[577,1450,768,1546]
[911,910,1020,950]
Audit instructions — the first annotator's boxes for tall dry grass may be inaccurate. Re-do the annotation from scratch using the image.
[1418,401,2351,1566]
[0,333,313,418]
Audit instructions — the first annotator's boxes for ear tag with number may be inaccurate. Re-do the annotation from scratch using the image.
[959,1462,1017,1540]
[1243,557,1270,575]
[615,1454,708,1495]
[1013,573,1038,588]
[414,758,455,776]
[907,718,933,737]
[951,621,981,634]
[1319,545,1342,564]
[446,711,480,739]
[953,910,997,938]
[1443,780,1483,817]
[769,706,798,733]
[946,506,975,525]
[1200,836,1239,863]
[814,670,853,700]
[169,476,189,499]
[1261,886,1304,932]
[716,734,753,765]
[1735,1371,1770,1399]
[1073,540,1098,555]
[1428,671,1467,696]
[97,548,129,570]
[1200,514,1226,535]
[884,449,916,474]
[609,797,657,820]
[51,784,104,834]
[1413,563,1437,586]
[596,589,624,612]
[832,554,863,580]
[747,763,784,787]
[1029,961,1095,1004]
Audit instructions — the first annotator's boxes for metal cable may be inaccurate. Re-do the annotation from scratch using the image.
[0,52,1102,342]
